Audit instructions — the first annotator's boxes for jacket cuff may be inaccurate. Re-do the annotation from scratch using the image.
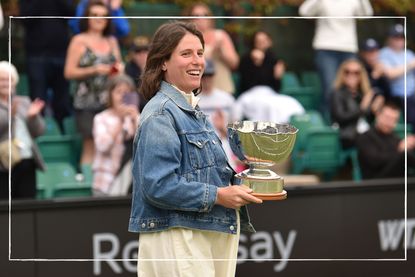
[201,184,217,212]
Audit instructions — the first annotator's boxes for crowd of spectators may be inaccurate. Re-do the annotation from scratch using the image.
[1,0,414,200]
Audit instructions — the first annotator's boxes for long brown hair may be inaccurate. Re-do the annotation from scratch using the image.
[140,21,205,100]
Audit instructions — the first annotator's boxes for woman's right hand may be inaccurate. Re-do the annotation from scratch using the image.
[94,64,112,75]
[216,185,263,209]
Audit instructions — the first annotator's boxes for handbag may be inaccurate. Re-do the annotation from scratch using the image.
[0,139,21,170]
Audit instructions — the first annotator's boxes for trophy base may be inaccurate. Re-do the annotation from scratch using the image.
[253,190,287,201]
[235,173,287,201]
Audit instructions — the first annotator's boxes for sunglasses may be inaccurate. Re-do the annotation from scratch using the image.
[191,13,210,17]
[89,13,109,17]
[344,69,361,76]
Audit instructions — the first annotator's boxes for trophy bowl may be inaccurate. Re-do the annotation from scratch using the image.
[228,121,298,201]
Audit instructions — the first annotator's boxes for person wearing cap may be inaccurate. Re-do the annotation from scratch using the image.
[198,60,239,170]
[379,23,415,130]
[125,36,150,112]
[359,38,391,99]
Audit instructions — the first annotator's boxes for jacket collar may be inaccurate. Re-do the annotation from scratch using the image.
[159,81,197,113]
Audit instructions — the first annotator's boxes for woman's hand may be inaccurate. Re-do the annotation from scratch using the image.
[27,98,45,118]
[94,64,113,75]
[251,49,265,66]
[216,185,263,209]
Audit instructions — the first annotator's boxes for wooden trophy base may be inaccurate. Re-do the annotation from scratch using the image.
[252,190,287,201]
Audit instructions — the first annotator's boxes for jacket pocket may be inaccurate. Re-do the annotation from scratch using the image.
[185,133,215,169]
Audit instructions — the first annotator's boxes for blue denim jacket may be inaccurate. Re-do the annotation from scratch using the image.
[128,81,254,235]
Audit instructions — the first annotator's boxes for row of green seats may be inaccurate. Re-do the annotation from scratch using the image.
[280,71,322,111]
[37,116,82,171]
[37,162,92,199]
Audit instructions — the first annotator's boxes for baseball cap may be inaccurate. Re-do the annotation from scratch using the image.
[361,38,380,51]
[130,36,150,53]
[388,24,404,37]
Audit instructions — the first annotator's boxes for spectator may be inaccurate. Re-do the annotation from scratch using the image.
[379,23,415,131]
[0,2,4,31]
[64,0,124,165]
[299,0,373,119]
[68,0,130,39]
[0,61,45,199]
[357,101,415,179]
[330,59,384,149]
[359,38,391,99]
[125,36,150,112]
[198,60,239,170]
[19,0,75,132]
[239,30,285,93]
[187,2,239,93]
[92,74,139,196]
[234,85,305,123]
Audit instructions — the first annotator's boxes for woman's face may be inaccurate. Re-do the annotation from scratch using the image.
[163,33,205,93]
[111,83,131,108]
[254,32,272,51]
[190,5,212,32]
[88,5,109,32]
[342,62,361,90]
[0,70,15,98]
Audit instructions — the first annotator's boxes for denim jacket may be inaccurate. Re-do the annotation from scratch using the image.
[128,81,254,235]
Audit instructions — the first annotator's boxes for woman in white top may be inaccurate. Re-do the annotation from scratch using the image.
[299,0,373,119]
[187,2,239,94]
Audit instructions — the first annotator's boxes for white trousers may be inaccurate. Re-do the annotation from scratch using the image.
[137,212,240,277]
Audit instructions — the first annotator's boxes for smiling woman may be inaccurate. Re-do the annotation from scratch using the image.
[129,21,261,277]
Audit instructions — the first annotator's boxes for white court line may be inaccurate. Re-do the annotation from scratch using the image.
[8,15,408,262]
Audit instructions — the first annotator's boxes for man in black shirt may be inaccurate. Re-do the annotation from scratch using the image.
[357,101,415,179]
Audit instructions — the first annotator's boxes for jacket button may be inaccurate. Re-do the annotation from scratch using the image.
[212,140,217,144]
[197,141,202,147]
[229,225,235,231]
[141,223,146,228]
[149,222,155,228]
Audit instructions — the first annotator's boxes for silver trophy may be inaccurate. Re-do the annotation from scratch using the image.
[228,121,298,201]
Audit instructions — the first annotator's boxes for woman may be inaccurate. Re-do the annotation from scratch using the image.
[92,74,139,196]
[187,3,239,94]
[331,58,384,148]
[238,30,285,94]
[128,21,261,277]
[64,0,123,165]
[0,61,45,199]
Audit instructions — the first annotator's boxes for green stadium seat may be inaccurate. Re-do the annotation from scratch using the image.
[394,123,413,139]
[290,110,325,153]
[281,71,301,91]
[81,164,93,183]
[36,162,92,199]
[53,181,92,198]
[291,127,342,179]
[281,86,316,110]
[36,162,77,199]
[301,71,321,92]
[44,116,62,136]
[36,135,78,169]
[16,73,30,96]
[62,116,82,170]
